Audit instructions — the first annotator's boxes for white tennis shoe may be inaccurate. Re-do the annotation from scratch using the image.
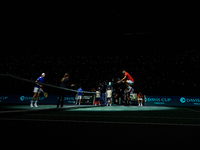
[34,103,38,107]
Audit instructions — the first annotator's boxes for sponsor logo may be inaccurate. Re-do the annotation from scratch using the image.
[82,96,93,100]
[180,97,186,103]
[0,96,8,101]
[180,97,200,104]
[146,97,171,102]
[20,96,45,101]
[57,97,75,101]
[145,97,171,105]
[144,96,147,102]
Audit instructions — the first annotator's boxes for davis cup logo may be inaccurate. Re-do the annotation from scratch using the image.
[180,97,186,103]
[144,96,147,102]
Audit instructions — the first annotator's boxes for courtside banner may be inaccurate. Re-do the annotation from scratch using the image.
[0,94,76,104]
[145,95,200,106]
[80,94,94,105]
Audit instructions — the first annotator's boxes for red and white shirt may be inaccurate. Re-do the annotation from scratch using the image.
[125,72,134,82]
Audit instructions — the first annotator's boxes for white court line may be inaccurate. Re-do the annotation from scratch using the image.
[1,118,200,127]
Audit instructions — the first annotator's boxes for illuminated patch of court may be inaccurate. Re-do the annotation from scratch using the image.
[66,106,180,111]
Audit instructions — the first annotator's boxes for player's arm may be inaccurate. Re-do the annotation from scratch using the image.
[35,79,42,87]
[118,75,127,83]
[61,78,65,82]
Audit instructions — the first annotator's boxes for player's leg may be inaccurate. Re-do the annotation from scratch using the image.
[126,80,134,92]
[126,83,129,88]
[126,93,130,106]
[123,80,129,89]
[57,96,60,108]
[123,81,132,94]
[107,98,110,106]
[32,93,37,100]
[57,90,63,108]
[61,95,64,107]
[79,97,81,105]
[138,98,140,106]
[34,93,40,107]
[140,98,143,106]
[108,98,110,106]
[31,87,38,107]
[101,93,105,106]
[31,93,37,107]
[35,87,41,107]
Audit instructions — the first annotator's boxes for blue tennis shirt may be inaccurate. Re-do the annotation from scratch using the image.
[77,88,83,95]
[35,76,45,88]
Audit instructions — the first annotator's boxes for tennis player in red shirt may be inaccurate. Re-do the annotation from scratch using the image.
[118,70,134,92]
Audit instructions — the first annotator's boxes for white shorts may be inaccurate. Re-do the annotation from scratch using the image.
[127,80,134,85]
[33,87,41,93]
[77,95,82,99]
[138,98,143,101]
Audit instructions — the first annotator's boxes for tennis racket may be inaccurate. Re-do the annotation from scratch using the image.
[40,89,48,98]
[116,78,122,84]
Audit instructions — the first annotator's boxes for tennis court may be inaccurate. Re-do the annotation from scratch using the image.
[1,104,200,147]
[2,74,200,126]
[1,105,200,126]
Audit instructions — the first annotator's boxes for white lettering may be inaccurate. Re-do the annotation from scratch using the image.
[148,98,171,102]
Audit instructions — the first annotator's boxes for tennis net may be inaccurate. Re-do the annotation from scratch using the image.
[0,74,95,106]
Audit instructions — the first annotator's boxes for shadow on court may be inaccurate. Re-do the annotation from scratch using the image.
[1,105,200,147]
[2,105,200,125]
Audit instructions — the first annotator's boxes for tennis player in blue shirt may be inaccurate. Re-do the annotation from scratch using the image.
[77,86,83,105]
[30,73,45,107]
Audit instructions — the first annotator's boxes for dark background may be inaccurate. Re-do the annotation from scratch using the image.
[1,2,200,95]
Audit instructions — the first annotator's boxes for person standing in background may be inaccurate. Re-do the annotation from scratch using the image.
[95,88,101,106]
[77,86,83,105]
[100,83,106,106]
[106,87,112,106]
[57,73,74,108]
[138,92,143,106]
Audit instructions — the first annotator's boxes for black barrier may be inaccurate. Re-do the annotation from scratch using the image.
[145,95,200,107]
[0,94,94,105]
[3,94,200,107]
